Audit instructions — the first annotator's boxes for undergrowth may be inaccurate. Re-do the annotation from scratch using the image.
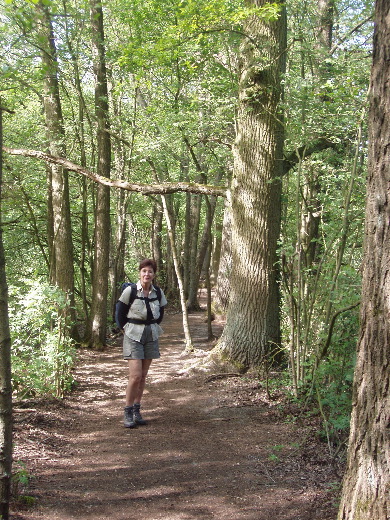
[8,280,77,399]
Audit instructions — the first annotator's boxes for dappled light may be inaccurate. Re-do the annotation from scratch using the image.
[12,311,341,520]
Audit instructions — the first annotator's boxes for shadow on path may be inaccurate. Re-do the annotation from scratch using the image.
[12,311,338,520]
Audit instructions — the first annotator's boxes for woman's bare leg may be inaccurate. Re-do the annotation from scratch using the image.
[125,359,153,406]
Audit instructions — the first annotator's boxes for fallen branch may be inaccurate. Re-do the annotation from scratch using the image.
[204,372,241,383]
[3,146,227,198]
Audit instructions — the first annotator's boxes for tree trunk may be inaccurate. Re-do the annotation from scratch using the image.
[110,190,127,321]
[67,31,93,326]
[0,104,12,520]
[37,2,78,337]
[214,0,286,369]
[109,110,128,321]
[338,2,390,518]
[211,219,223,284]
[204,196,214,340]
[196,194,218,282]
[151,202,163,278]
[214,193,233,313]
[88,0,111,349]
[161,194,193,351]
[317,0,334,49]
[187,195,202,310]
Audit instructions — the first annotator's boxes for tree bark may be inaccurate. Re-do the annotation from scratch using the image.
[214,193,233,313]
[37,2,78,337]
[87,0,111,349]
[110,190,127,321]
[187,195,202,310]
[317,0,334,49]
[151,202,163,278]
[338,2,390,518]
[214,0,286,369]
[0,104,12,520]
[161,194,193,351]
[65,18,93,326]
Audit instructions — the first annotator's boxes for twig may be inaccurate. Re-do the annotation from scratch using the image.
[204,373,241,383]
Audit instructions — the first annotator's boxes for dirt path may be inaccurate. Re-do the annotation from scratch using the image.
[12,310,341,520]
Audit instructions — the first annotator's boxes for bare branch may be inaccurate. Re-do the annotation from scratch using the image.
[3,147,227,197]
[318,301,361,361]
[283,137,337,174]
[330,15,373,56]
[0,106,15,115]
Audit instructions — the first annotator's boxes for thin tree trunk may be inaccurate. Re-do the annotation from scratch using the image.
[211,219,223,284]
[204,196,214,340]
[196,194,218,281]
[187,195,202,310]
[109,104,128,320]
[151,202,163,277]
[161,195,193,351]
[147,158,193,348]
[0,102,13,520]
[110,191,128,320]
[88,0,111,349]
[214,192,233,313]
[37,1,78,339]
[63,7,93,325]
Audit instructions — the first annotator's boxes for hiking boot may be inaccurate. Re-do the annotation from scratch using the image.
[133,403,147,425]
[124,406,136,428]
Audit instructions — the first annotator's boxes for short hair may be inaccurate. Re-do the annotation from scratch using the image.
[139,258,157,273]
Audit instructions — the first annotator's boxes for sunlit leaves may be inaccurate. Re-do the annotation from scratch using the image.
[115,0,280,74]
[9,281,76,398]
[4,0,53,6]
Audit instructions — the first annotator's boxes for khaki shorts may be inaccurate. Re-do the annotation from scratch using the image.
[123,325,160,360]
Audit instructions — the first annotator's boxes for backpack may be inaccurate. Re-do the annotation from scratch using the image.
[115,282,162,329]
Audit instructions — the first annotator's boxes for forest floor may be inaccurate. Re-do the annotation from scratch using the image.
[11,304,344,520]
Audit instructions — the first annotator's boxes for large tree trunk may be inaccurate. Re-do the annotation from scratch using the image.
[37,2,78,337]
[214,0,286,369]
[88,0,111,349]
[0,105,12,520]
[337,2,390,518]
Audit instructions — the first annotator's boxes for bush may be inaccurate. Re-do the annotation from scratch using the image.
[9,280,77,398]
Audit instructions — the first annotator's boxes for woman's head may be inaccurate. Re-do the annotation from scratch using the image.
[139,258,157,274]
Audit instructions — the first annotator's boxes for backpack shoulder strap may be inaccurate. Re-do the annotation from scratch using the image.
[126,284,161,305]
[129,284,137,307]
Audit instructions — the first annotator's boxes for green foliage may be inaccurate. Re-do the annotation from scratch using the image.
[11,461,36,506]
[0,0,373,447]
[12,461,30,490]
[315,352,355,443]
[8,280,77,398]
[268,453,280,463]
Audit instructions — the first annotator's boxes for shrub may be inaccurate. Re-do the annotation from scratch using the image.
[9,280,77,398]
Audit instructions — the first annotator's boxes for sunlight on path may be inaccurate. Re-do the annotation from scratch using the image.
[14,310,336,520]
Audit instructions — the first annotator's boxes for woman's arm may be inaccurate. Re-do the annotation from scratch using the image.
[156,306,165,324]
[115,301,130,329]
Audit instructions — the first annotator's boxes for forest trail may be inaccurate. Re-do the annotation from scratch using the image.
[12,308,340,520]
